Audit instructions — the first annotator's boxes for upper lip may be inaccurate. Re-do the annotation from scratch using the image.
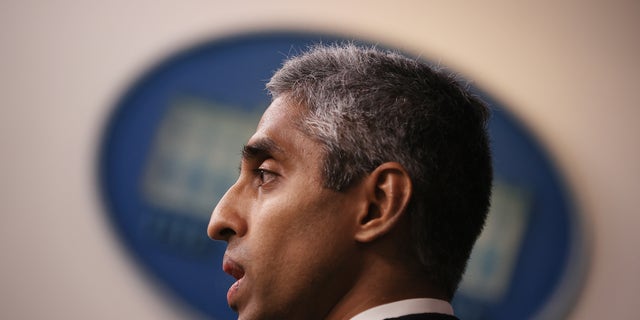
[222,255,245,280]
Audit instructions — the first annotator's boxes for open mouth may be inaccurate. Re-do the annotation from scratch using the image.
[223,257,245,307]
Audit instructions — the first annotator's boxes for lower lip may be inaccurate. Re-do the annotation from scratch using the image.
[227,278,242,306]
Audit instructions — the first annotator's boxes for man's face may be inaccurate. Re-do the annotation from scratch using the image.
[208,97,361,320]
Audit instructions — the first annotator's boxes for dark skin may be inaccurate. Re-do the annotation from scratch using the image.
[208,97,445,320]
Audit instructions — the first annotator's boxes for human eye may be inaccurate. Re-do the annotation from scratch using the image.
[253,168,278,188]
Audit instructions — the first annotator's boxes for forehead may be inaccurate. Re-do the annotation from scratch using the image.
[247,97,321,162]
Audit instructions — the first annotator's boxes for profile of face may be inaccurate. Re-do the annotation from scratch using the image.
[207,97,363,320]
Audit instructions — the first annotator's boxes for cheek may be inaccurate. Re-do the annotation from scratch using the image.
[253,194,344,263]
[244,192,358,316]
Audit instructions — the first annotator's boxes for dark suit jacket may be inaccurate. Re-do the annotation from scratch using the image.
[385,313,460,320]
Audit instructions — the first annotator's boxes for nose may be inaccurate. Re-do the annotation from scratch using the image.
[207,183,247,242]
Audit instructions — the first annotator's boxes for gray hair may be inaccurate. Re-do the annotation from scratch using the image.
[266,43,492,298]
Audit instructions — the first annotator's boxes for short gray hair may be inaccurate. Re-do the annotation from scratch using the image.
[266,43,492,298]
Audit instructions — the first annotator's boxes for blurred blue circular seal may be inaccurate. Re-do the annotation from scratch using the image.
[98,32,586,319]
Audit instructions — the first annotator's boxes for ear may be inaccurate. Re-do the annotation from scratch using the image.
[354,162,413,243]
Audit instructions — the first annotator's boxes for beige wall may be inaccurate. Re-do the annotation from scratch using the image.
[2,1,638,319]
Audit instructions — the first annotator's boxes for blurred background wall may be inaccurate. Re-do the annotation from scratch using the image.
[1,0,638,319]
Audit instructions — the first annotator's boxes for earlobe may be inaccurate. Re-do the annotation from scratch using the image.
[355,162,413,243]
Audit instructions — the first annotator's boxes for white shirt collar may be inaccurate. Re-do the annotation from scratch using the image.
[349,298,454,320]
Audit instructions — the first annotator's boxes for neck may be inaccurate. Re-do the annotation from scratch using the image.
[324,248,445,320]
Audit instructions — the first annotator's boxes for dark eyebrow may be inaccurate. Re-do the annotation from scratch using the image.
[242,137,283,161]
